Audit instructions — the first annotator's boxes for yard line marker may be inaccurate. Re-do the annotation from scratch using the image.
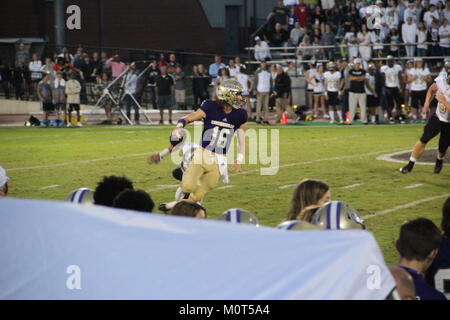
[342,183,363,189]
[362,193,450,220]
[39,185,60,190]
[147,184,180,193]
[216,185,233,190]
[405,183,423,189]
[279,184,297,189]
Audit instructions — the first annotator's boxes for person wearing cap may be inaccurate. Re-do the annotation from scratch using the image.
[0,166,8,197]
[402,15,418,58]
[380,56,403,123]
[254,36,272,62]
[407,58,431,122]
[348,58,368,125]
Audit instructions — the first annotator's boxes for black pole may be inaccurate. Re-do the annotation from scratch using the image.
[243,0,248,49]
[98,0,104,52]
[54,0,65,53]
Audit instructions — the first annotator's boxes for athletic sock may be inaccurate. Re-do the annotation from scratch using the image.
[409,156,416,163]
[437,154,444,160]
[329,111,335,121]
[338,111,343,122]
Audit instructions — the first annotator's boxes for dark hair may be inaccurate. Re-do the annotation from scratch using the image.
[171,201,207,218]
[287,179,329,220]
[397,218,442,261]
[442,197,450,235]
[113,189,154,213]
[94,175,134,206]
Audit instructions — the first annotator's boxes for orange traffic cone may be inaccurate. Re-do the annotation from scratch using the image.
[344,112,349,124]
[281,112,288,125]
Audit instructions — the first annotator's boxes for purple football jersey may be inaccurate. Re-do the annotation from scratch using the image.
[199,99,247,155]
[426,235,450,291]
[401,266,447,300]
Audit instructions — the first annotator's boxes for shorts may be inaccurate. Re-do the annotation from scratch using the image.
[366,95,379,108]
[420,113,442,144]
[68,104,80,112]
[313,91,324,96]
[411,90,427,109]
[175,89,185,104]
[385,87,401,109]
[54,103,66,111]
[158,95,173,109]
[42,102,54,112]
[326,91,339,106]
[306,88,313,93]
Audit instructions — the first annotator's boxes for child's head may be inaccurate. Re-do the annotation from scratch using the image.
[56,71,63,79]
[101,73,109,82]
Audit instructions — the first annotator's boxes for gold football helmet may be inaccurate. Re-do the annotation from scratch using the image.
[276,220,320,231]
[217,79,243,109]
[311,201,366,230]
[66,188,95,204]
[217,208,259,226]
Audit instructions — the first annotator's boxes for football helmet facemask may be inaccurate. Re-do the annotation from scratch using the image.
[311,200,366,230]
[217,79,244,109]
[217,208,259,226]
[66,188,95,204]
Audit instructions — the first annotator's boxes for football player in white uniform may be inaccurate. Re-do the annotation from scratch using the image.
[381,55,404,123]
[400,59,450,174]
[324,61,344,123]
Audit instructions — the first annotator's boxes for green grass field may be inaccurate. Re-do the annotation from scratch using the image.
[1,124,449,265]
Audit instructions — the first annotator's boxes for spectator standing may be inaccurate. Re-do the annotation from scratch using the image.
[312,62,326,119]
[445,0,450,22]
[417,22,429,57]
[295,0,309,28]
[234,57,246,74]
[105,54,126,80]
[386,28,400,57]
[348,59,367,125]
[15,42,30,67]
[13,61,26,100]
[428,20,441,60]
[397,218,447,300]
[320,24,336,60]
[267,0,290,31]
[310,5,326,27]
[192,64,210,110]
[344,26,358,60]
[97,73,115,124]
[227,59,239,77]
[357,24,372,62]
[147,60,160,109]
[254,36,272,61]
[439,18,450,56]
[37,73,55,127]
[287,6,297,31]
[402,16,418,57]
[273,65,296,123]
[80,55,98,104]
[383,9,399,38]
[424,4,440,29]
[124,63,139,124]
[155,65,175,124]
[65,72,82,127]
[157,53,168,69]
[53,71,66,126]
[208,55,226,85]
[0,60,12,99]
[91,52,102,79]
[254,60,272,124]
[174,65,186,110]
[167,53,178,77]
[371,28,385,58]
[29,53,43,100]
[235,68,254,121]
[328,6,343,37]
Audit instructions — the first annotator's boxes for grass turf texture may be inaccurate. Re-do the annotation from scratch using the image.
[1,124,448,265]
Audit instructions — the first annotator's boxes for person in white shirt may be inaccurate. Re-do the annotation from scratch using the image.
[227,59,239,77]
[254,60,272,124]
[381,56,403,123]
[402,16,418,57]
[234,69,254,121]
[124,63,139,124]
[357,24,372,62]
[29,53,43,101]
[445,1,450,23]
[423,4,440,29]
[371,28,385,58]
[312,63,326,119]
[417,22,428,57]
[439,18,450,55]
[324,61,344,123]
[254,36,272,62]
[407,58,431,122]
[344,26,358,60]
[305,60,317,115]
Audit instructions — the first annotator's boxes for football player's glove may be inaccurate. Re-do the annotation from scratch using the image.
[217,208,259,226]
[170,127,186,147]
[66,188,94,204]
[311,200,366,230]
[276,220,320,231]
[217,79,244,109]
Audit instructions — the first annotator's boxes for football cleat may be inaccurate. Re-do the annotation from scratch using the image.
[66,188,94,204]
[276,220,320,231]
[434,159,443,174]
[400,162,414,174]
[217,79,244,109]
[217,208,259,226]
[311,201,366,230]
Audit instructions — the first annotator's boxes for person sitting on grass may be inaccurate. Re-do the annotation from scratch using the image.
[171,201,207,219]
[93,175,134,207]
[65,71,82,127]
[113,189,154,213]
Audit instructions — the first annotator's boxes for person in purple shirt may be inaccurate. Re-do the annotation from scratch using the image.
[148,79,247,205]
[396,217,447,300]
[425,197,450,299]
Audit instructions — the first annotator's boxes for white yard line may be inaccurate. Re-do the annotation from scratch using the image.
[405,183,423,189]
[342,183,363,189]
[362,193,450,219]
[216,185,234,190]
[279,184,297,189]
[147,184,180,193]
[39,184,60,190]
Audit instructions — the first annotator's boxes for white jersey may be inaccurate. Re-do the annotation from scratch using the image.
[365,73,376,95]
[313,73,324,93]
[405,69,412,90]
[307,68,317,90]
[410,67,430,92]
[381,64,402,88]
[235,73,249,95]
[324,71,341,92]
[435,72,450,123]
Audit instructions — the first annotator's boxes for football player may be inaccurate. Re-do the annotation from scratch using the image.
[381,55,404,123]
[400,59,450,174]
[149,79,247,204]
[324,61,344,124]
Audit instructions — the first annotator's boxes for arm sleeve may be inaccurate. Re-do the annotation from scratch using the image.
[199,99,211,114]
